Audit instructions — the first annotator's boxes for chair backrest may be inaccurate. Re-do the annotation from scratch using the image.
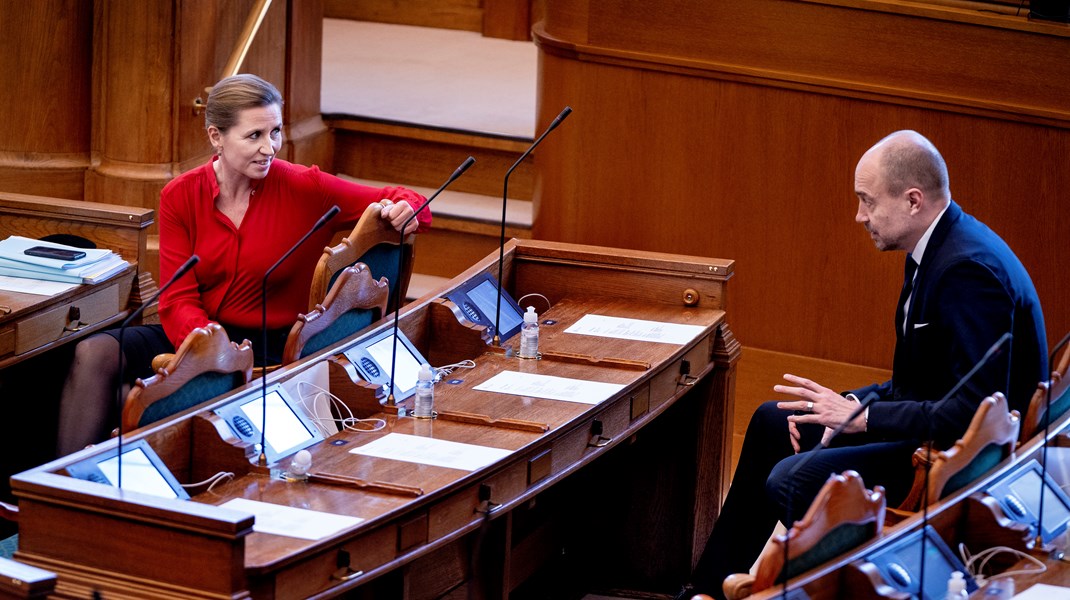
[123,322,254,431]
[898,392,1020,512]
[750,470,886,593]
[308,202,415,314]
[282,263,389,364]
[1021,343,1070,443]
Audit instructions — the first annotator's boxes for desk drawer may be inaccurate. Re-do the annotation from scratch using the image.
[273,525,396,599]
[550,399,630,475]
[15,282,120,354]
[649,335,712,411]
[428,460,527,540]
[0,326,13,358]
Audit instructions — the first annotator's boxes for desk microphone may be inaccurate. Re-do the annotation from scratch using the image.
[1035,330,1070,551]
[257,205,340,466]
[493,106,572,346]
[386,156,475,405]
[779,390,879,599]
[917,331,1011,598]
[115,254,200,489]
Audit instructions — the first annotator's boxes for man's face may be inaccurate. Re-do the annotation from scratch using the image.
[854,154,915,252]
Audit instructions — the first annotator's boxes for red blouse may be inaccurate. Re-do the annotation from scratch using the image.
[157,158,430,348]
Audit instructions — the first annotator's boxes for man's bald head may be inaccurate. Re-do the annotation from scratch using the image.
[867,130,950,201]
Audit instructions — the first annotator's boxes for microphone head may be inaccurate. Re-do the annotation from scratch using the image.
[549,106,573,130]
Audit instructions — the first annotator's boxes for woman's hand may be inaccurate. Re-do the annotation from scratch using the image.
[379,200,419,234]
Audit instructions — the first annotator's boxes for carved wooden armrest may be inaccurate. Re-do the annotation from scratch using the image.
[0,501,18,522]
[722,573,755,600]
[151,352,174,373]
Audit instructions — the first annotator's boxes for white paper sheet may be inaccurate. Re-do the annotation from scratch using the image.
[219,497,363,540]
[565,314,705,345]
[0,275,78,296]
[349,432,512,471]
[1015,583,1070,599]
[474,371,624,405]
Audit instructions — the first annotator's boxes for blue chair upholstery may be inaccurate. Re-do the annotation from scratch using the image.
[283,264,389,364]
[123,323,254,432]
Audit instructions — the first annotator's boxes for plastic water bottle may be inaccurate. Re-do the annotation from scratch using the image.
[519,306,539,359]
[945,571,968,600]
[414,363,434,418]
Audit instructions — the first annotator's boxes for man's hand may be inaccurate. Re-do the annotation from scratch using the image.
[776,374,865,447]
[379,200,419,234]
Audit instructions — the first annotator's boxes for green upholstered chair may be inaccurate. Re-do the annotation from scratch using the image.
[896,392,1020,513]
[720,470,886,600]
[282,263,389,364]
[1021,343,1070,443]
[308,201,415,315]
[123,322,254,432]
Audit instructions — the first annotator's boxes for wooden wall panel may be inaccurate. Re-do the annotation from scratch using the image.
[534,0,1070,369]
[324,0,483,32]
[0,0,93,199]
[84,0,176,210]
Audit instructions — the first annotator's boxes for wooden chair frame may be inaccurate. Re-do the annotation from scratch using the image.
[282,263,389,365]
[308,202,415,311]
[721,470,886,600]
[123,322,253,432]
[1021,343,1070,443]
[897,392,1019,513]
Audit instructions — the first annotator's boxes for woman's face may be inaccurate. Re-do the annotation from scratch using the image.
[210,103,283,181]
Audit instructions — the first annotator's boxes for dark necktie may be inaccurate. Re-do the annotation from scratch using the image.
[896,254,918,335]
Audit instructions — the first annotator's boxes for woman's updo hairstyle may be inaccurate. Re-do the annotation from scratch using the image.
[205,74,283,132]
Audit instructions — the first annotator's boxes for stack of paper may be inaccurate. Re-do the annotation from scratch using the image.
[0,236,130,285]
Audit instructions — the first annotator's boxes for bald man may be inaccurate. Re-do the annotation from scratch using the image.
[686,131,1047,599]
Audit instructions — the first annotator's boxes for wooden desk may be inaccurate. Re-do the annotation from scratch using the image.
[11,240,738,599]
[0,192,155,369]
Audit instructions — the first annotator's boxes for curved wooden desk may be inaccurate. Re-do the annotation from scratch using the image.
[12,240,738,599]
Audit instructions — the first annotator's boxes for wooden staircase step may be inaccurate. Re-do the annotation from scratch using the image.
[328,116,536,200]
[339,176,531,237]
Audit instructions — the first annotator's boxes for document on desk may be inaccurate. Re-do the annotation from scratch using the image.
[218,497,363,540]
[0,275,78,296]
[474,371,625,405]
[350,433,512,471]
[1014,583,1070,599]
[565,314,705,345]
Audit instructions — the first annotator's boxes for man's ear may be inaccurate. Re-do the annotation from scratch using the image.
[905,188,924,215]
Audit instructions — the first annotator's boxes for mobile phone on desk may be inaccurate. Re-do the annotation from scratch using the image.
[24,246,86,261]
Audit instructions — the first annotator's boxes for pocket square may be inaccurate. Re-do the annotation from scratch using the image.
[913,322,930,329]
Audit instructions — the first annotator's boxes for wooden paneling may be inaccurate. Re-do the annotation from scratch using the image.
[0,0,93,199]
[324,0,483,32]
[534,0,1070,369]
[484,0,533,40]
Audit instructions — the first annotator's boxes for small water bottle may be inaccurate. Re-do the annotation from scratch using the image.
[945,571,968,600]
[414,363,434,418]
[519,306,539,359]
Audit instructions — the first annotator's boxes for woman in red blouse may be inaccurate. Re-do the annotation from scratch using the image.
[56,74,431,455]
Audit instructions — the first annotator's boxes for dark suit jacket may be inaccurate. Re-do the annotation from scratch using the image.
[851,201,1047,447]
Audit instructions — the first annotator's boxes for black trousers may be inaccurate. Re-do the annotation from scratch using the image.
[689,401,918,599]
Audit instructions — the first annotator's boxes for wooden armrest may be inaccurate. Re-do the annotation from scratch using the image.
[0,501,18,522]
[151,353,174,372]
[722,573,755,600]
[883,507,914,527]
